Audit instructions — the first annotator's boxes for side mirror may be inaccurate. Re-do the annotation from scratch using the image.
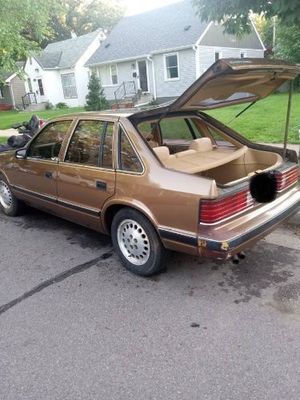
[15,148,27,160]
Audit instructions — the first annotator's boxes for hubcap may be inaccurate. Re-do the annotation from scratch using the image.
[0,180,12,210]
[117,219,150,266]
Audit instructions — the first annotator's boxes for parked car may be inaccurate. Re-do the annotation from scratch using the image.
[0,59,300,276]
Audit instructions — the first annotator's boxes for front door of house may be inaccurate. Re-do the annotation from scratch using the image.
[138,60,148,92]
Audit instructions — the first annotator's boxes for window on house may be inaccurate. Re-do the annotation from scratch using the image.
[37,79,44,96]
[119,127,143,173]
[215,52,220,62]
[110,65,118,85]
[0,86,3,98]
[241,52,246,58]
[165,53,179,79]
[61,73,78,99]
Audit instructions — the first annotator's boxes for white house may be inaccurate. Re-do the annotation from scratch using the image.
[24,30,105,107]
[85,0,265,104]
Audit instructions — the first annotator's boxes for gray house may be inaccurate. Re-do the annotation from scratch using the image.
[0,63,26,110]
[86,0,265,104]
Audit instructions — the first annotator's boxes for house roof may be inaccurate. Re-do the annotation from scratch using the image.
[1,72,14,81]
[200,23,264,49]
[35,30,101,69]
[0,61,25,82]
[86,0,264,67]
[86,0,209,66]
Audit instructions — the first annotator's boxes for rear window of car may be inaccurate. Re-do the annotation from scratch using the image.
[65,120,104,166]
[65,120,115,168]
[137,117,205,143]
[118,127,143,173]
[160,118,196,140]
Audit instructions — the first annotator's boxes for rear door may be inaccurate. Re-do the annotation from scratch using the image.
[57,118,116,231]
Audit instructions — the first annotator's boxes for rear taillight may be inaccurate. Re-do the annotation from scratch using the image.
[200,190,254,224]
[276,167,299,191]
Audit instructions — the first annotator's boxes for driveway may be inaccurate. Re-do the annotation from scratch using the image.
[0,128,18,137]
[0,208,300,400]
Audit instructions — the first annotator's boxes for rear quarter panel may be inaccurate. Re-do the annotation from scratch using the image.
[104,117,217,237]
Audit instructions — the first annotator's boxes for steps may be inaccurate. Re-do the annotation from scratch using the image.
[25,103,47,112]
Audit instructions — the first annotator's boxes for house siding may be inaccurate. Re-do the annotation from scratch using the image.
[0,85,13,105]
[95,60,141,101]
[24,57,48,104]
[153,48,196,99]
[196,45,264,76]
[74,35,102,106]
[10,75,26,108]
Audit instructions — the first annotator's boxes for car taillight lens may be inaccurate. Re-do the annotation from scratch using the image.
[276,167,299,191]
[200,190,254,224]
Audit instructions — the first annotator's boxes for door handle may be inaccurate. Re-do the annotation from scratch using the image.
[45,171,53,179]
[96,180,107,191]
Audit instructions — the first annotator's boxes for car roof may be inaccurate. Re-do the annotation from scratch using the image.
[52,103,173,121]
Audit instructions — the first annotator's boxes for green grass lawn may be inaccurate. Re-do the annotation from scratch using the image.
[0,107,85,130]
[0,137,7,144]
[208,92,300,143]
[1,93,300,144]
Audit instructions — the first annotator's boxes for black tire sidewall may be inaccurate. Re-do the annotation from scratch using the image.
[111,208,166,277]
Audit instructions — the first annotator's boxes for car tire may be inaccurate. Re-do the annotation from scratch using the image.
[0,175,24,217]
[111,208,167,277]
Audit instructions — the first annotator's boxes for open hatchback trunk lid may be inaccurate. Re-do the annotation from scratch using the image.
[168,58,300,111]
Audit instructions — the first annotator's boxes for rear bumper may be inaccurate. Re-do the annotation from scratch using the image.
[198,185,300,259]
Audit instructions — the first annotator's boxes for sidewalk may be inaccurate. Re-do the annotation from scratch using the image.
[262,143,300,153]
[0,129,18,137]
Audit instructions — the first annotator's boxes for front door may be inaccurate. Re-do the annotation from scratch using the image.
[57,119,116,231]
[138,60,148,92]
[10,120,72,209]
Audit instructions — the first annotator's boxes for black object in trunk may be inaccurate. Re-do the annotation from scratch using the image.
[250,172,277,203]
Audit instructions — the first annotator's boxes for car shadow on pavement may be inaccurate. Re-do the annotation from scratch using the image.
[3,207,300,314]
[10,206,112,250]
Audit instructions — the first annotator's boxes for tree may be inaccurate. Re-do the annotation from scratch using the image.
[45,0,124,44]
[85,74,109,111]
[276,24,300,63]
[192,0,300,36]
[251,14,274,49]
[0,0,57,76]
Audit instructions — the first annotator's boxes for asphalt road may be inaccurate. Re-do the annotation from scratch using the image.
[0,208,300,400]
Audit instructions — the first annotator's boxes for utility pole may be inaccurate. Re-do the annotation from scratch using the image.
[272,16,277,51]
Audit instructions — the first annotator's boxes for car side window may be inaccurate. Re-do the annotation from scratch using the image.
[160,117,196,140]
[65,120,105,166]
[119,127,143,173]
[27,121,71,160]
[101,122,114,169]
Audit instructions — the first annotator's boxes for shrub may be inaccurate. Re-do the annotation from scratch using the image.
[56,102,68,109]
[85,73,109,111]
[45,102,54,110]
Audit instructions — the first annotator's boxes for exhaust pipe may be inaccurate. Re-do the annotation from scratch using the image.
[232,252,246,264]
[232,255,239,265]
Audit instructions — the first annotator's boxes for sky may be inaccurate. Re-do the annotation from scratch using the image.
[121,0,182,16]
